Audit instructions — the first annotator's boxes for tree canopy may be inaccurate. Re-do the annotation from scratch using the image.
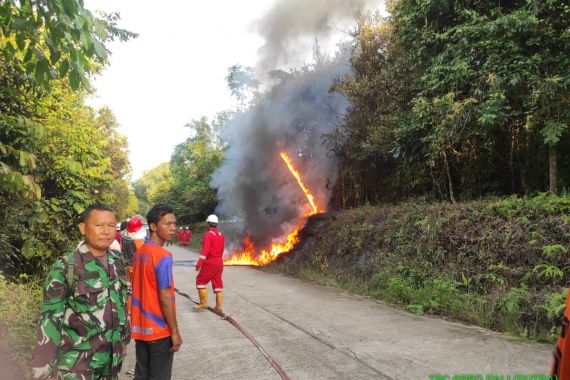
[133,114,227,224]
[330,0,570,207]
[0,0,136,276]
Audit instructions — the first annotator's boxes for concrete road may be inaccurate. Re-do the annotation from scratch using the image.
[120,245,552,380]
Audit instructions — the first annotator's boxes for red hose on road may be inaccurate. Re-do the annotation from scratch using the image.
[175,288,290,380]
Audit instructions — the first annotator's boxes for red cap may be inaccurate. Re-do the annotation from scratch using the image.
[127,216,143,233]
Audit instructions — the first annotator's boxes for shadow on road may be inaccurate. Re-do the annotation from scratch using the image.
[173,260,196,267]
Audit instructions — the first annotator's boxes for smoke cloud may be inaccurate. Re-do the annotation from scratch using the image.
[212,0,381,254]
[254,0,381,73]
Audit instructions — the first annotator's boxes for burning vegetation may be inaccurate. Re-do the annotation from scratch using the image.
[212,0,379,266]
[224,151,322,266]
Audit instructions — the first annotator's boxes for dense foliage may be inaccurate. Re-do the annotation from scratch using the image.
[330,0,570,207]
[269,194,570,341]
[0,0,136,276]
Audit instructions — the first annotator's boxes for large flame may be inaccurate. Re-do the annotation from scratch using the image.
[224,151,320,266]
[279,152,321,215]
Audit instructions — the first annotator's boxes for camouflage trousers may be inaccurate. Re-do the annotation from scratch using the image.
[56,351,121,380]
[57,367,117,380]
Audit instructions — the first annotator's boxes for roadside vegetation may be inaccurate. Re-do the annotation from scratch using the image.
[0,1,137,277]
[0,275,42,377]
[267,194,570,342]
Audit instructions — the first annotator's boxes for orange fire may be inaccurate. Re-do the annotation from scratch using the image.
[224,151,321,266]
[279,152,321,215]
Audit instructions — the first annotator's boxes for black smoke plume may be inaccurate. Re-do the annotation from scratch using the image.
[212,0,381,255]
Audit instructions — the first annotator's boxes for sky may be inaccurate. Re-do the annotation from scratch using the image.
[84,0,384,180]
[84,0,278,179]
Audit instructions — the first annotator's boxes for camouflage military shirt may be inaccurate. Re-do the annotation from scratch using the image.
[30,243,131,380]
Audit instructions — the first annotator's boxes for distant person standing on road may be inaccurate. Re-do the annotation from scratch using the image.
[131,204,181,380]
[176,227,182,246]
[194,214,225,312]
[182,227,189,246]
[30,204,130,380]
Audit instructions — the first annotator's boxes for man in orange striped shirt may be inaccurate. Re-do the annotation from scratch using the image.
[552,288,570,380]
[131,204,181,380]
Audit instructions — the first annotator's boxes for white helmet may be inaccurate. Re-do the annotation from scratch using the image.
[206,214,218,224]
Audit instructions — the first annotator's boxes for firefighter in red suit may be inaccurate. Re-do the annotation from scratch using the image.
[177,228,183,245]
[194,214,224,311]
[182,227,189,246]
[184,227,191,246]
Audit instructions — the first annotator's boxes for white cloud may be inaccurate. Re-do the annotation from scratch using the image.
[85,0,275,179]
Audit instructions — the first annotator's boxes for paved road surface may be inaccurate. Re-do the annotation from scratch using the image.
[120,245,552,379]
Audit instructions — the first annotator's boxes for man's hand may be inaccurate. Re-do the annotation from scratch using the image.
[195,266,200,272]
[158,287,181,354]
[170,331,182,352]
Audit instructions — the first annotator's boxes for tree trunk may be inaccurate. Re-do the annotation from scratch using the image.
[549,143,558,195]
[509,127,515,193]
[442,150,456,203]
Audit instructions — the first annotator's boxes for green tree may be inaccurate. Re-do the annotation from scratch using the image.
[330,13,428,206]
[394,0,570,197]
[133,163,170,217]
[226,64,259,109]
[0,0,136,199]
[1,82,133,274]
[95,107,137,219]
[167,116,225,223]
[0,1,135,276]
[332,0,570,206]
[133,115,228,224]
[1,0,136,90]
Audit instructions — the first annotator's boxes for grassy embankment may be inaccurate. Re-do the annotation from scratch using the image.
[266,194,570,342]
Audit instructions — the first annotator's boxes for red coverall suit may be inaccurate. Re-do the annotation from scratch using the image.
[183,230,190,245]
[196,227,224,292]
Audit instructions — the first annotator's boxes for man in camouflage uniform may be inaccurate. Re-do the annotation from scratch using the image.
[30,204,131,380]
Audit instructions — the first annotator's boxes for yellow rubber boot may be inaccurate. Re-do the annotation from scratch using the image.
[193,288,208,310]
[215,291,223,312]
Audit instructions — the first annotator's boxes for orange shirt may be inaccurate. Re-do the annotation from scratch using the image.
[552,288,570,379]
[131,242,175,341]
[134,239,144,250]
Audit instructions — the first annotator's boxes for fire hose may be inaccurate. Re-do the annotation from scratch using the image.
[174,288,291,380]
